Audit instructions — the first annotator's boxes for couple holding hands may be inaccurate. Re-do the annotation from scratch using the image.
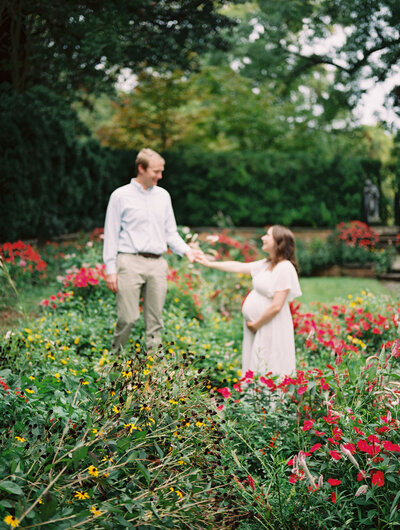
[103,148,301,378]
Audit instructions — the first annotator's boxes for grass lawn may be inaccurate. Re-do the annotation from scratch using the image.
[299,276,396,309]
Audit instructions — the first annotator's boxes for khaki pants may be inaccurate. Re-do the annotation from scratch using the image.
[112,253,168,352]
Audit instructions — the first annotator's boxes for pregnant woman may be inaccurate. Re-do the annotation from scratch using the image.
[197,225,302,376]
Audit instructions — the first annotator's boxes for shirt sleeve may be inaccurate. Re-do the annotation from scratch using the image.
[103,192,121,275]
[164,194,190,256]
[273,261,302,301]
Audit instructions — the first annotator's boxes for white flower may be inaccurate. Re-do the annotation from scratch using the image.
[355,485,368,497]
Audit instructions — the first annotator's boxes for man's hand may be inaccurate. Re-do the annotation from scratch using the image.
[246,320,260,334]
[106,273,118,293]
[185,248,204,263]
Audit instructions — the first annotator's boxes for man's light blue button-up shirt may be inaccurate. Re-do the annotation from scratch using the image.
[103,178,190,275]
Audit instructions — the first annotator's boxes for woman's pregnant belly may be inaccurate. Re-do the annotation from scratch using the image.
[242,289,271,321]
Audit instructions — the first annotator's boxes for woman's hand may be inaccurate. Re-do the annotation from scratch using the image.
[195,254,213,267]
[246,320,260,334]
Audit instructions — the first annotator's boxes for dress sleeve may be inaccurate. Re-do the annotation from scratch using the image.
[250,259,268,278]
[273,261,302,301]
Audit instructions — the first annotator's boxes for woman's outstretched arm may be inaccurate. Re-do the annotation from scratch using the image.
[196,254,252,274]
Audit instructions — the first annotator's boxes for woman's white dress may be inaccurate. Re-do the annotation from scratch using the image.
[241,259,302,376]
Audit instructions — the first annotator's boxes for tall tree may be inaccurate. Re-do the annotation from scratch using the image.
[0,0,234,96]
[211,0,400,120]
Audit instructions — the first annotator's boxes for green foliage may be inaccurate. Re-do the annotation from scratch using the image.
[218,0,400,120]
[0,0,234,96]
[163,149,373,228]
[0,84,135,241]
[0,230,399,528]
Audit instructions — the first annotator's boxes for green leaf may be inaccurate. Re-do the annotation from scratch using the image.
[39,492,58,521]
[72,445,89,465]
[0,481,24,495]
[136,461,150,484]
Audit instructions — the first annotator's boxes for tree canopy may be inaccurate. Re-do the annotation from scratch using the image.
[0,0,234,96]
[211,0,400,121]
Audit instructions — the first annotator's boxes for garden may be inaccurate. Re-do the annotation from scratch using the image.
[0,225,399,529]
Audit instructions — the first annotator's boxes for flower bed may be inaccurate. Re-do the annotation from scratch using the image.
[0,230,399,528]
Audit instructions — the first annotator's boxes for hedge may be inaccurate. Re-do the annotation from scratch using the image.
[0,85,382,241]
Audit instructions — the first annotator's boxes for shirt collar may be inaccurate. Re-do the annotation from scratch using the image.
[131,178,154,192]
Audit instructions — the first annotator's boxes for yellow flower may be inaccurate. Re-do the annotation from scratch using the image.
[143,369,150,375]
[140,405,151,412]
[112,405,120,414]
[124,423,141,433]
[74,337,80,344]
[88,466,99,477]
[15,436,26,443]
[169,399,178,404]
[4,515,20,528]
[175,490,183,498]
[81,381,89,385]
[74,491,89,500]
[90,506,102,517]
[29,376,35,381]
[54,373,61,379]
[122,371,132,378]
[25,388,34,394]
[196,421,204,428]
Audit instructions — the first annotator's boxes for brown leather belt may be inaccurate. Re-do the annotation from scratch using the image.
[137,252,161,259]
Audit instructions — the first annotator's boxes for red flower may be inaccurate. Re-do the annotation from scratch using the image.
[330,491,337,503]
[247,474,255,491]
[302,419,315,431]
[309,443,322,453]
[371,470,385,487]
[330,450,341,461]
[341,443,356,454]
[244,370,254,379]
[357,470,367,481]
[217,387,231,398]
[327,478,342,486]
[382,440,400,452]
[314,430,326,437]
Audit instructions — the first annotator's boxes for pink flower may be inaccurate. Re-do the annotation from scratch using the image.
[217,387,231,398]
[355,485,368,497]
[391,340,400,358]
[297,385,308,395]
[244,370,254,380]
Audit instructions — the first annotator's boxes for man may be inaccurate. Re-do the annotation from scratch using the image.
[103,148,201,353]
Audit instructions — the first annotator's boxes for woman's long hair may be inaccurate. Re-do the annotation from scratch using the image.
[269,225,299,272]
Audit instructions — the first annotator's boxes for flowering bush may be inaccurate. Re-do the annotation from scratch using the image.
[218,341,400,528]
[335,220,380,249]
[200,230,261,262]
[1,231,400,529]
[0,241,47,284]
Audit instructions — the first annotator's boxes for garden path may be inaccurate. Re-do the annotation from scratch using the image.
[381,280,400,297]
